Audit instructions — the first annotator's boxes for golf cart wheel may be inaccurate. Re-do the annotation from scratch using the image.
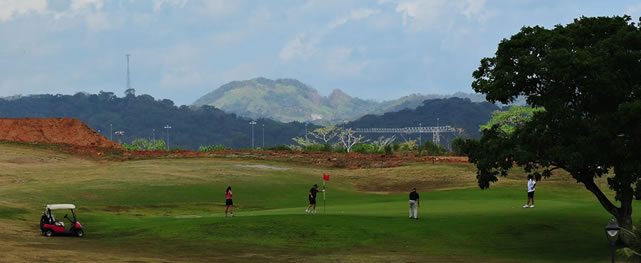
[44,230,53,237]
[75,229,84,237]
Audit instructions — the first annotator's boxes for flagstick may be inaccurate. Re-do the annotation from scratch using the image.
[323,180,326,214]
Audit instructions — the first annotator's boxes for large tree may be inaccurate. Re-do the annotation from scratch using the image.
[466,16,641,232]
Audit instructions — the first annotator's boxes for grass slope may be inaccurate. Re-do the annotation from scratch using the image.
[0,143,634,262]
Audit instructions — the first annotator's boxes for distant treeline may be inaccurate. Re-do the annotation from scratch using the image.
[0,92,498,149]
[346,97,500,144]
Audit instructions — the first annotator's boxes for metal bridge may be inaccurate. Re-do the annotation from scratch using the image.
[353,126,458,146]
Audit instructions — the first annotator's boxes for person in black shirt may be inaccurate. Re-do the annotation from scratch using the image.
[306,184,321,214]
[409,188,420,219]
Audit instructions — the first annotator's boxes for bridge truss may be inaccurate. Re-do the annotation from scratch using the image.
[353,126,459,146]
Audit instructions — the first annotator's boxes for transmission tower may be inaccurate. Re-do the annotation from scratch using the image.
[126,54,131,91]
[433,118,441,145]
[353,126,457,146]
[432,131,440,146]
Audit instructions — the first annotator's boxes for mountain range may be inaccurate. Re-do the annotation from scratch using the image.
[193,77,487,123]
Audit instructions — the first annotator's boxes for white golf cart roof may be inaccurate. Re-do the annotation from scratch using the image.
[45,204,76,210]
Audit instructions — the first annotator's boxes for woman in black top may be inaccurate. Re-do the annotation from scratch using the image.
[306,184,320,214]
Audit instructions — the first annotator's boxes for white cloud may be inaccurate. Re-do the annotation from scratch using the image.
[281,7,381,63]
[462,0,486,19]
[351,8,380,20]
[197,0,242,17]
[85,12,111,31]
[0,0,48,22]
[209,31,247,47]
[394,0,490,31]
[328,8,381,29]
[153,0,188,12]
[52,0,118,31]
[324,47,368,77]
[395,0,448,31]
[279,33,317,62]
[70,0,103,11]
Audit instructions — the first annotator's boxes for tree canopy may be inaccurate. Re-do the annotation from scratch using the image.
[466,16,641,230]
[479,106,544,136]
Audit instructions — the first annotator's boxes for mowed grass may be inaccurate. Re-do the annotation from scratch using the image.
[0,143,635,262]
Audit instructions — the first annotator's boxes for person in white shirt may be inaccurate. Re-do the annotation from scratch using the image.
[523,175,536,208]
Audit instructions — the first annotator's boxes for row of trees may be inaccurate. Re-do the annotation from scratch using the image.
[291,126,366,153]
[122,138,231,152]
[289,125,454,155]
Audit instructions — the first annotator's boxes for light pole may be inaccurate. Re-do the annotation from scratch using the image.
[114,131,125,144]
[418,122,422,146]
[249,121,257,149]
[262,124,265,149]
[164,125,172,150]
[110,123,113,141]
[305,122,308,141]
[152,128,156,141]
[605,219,620,263]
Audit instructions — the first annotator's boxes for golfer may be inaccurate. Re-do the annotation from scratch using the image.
[225,186,234,217]
[523,175,536,208]
[306,184,322,214]
[409,188,420,219]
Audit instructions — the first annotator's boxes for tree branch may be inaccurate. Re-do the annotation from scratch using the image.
[583,178,619,217]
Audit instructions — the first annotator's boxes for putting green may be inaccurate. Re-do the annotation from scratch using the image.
[0,143,634,262]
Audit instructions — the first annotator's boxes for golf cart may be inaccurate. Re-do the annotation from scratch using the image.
[40,204,84,237]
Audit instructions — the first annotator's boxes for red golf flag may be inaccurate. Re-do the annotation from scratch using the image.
[323,172,330,181]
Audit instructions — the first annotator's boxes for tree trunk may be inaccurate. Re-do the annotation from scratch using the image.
[583,178,635,246]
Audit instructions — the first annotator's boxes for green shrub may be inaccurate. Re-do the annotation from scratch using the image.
[303,144,327,152]
[423,141,448,156]
[198,144,230,152]
[267,145,293,151]
[397,140,417,152]
[451,137,467,156]
[384,144,393,156]
[123,138,166,151]
[351,143,379,154]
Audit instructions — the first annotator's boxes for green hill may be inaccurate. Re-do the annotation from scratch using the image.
[193,77,374,122]
[193,77,488,123]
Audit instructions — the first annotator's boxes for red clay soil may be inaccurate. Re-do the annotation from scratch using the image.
[118,148,468,168]
[170,150,469,169]
[0,118,120,149]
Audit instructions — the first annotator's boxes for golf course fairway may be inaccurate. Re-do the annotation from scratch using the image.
[0,143,635,262]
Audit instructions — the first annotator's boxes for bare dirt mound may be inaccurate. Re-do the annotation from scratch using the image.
[0,118,119,148]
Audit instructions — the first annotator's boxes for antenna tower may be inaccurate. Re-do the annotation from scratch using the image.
[126,54,131,90]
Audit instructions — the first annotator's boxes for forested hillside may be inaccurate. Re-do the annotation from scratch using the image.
[0,92,307,149]
[347,97,499,139]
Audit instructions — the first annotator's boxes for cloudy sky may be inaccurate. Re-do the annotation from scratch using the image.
[1,0,640,105]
